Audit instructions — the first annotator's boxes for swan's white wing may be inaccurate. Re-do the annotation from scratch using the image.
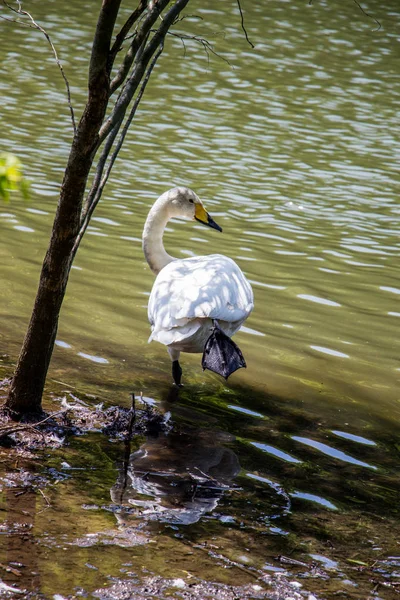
[148,254,254,340]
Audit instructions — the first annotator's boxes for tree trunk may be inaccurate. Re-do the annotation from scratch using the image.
[5,0,191,418]
[6,141,96,416]
[5,0,121,418]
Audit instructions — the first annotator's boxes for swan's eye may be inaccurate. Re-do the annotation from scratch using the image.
[189,199,194,204]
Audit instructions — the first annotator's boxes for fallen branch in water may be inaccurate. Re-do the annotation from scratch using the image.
[0,409,69,437]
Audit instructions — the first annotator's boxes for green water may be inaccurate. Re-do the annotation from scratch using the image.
[0,0,400,598]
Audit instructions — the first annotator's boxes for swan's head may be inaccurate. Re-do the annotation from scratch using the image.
[166,187,222,232]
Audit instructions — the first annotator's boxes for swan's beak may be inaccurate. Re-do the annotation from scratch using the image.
[195,204,223,232]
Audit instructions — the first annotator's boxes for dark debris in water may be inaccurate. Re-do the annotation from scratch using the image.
[0,468,49,490]
[102,402,169,439]
[71,526,149,549]
[92,575,318,600]
[0,393,169,458]
[0,576,319,600]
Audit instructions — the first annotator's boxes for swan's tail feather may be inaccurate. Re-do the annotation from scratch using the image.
[202,320,246,379]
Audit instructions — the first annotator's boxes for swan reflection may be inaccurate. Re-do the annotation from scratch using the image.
[111,425,240,526]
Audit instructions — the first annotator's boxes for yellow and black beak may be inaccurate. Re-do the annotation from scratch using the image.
[194,204,222,232]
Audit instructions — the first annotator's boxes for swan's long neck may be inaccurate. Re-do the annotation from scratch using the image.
[142,196,175,275]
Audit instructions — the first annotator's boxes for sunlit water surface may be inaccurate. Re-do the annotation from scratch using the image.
[0,0,399,598]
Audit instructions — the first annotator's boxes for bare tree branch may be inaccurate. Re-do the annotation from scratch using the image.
[73,42,165,255]
[167,31,232,67]
[236,0,254,48]
[141,0,191,66]
[108,0,147,71]
[109,0,171,96]
[100,0,189,144]
[89,0,122,93]
[0,409,68,436]
[308,0,381,30]
[2,0,77,133]
[173,13,203,24]
[353,0,381,31]
[73,0,191,254]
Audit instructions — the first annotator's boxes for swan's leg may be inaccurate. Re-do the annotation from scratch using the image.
[172,361,183,386]
[202,320,246,379]
[168,347,182,386]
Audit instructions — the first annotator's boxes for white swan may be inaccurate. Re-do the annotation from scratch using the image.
[143,187,254,385]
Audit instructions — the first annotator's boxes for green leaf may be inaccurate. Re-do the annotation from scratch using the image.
[0,153,29,202]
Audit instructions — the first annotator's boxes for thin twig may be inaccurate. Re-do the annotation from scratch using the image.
[308,0,381,30]
[177,34,187,57]
[126,392,136,441]
[167,31,232,66]
[118,392,137,502]
[236,0,254,48]
[2,0,76,132]
[189,541,262,581]
[38,488,51,506]
[0,13,26,24]
[0,562,22,577]
[0,409,68,436]
[173,14,203,24]
[353,0,381,31]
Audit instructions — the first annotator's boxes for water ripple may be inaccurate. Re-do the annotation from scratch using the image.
[331,430,376,446]
[310,346,350,359]
[55,340,72,349]
[298,294,341,307]
[77,352,109,365]
[228,405,264,418]
[240,326,265,337]
[13,225,35,233]
[292,436,377,470]
[291,491,337,511]
[251,442,302,464]
[380,286,400,295]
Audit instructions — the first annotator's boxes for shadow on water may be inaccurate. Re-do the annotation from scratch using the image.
[0,376,399,599]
